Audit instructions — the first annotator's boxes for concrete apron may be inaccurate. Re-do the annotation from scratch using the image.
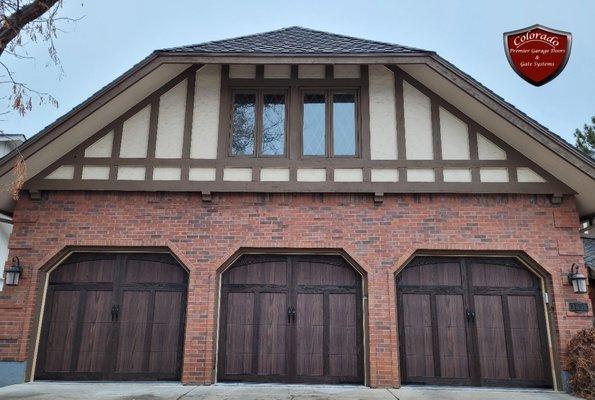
[0,382,577,400]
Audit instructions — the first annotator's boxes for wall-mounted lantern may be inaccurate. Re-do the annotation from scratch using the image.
[4,256,22,286]
[567,263,587,294]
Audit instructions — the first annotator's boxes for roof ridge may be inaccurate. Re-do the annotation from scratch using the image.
[161,26,300,52]
[160,26,430,54]
[283,26,430,53]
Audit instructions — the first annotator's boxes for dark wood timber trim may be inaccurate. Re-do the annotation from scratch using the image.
[468,125,480,183]
[145,97,160,181]
[424,55,595,179]
[255,64,264,80]
[0,54,164,177]
[393,68,407,182]
[25,63,573,197]
[109,125,123,180]
[27,179,568,195]
[360,65,371,182]
[430,98,443,183]
[27,65,199,186]
[181,67,199,180]
[387,65,571,192]
[325,64,333,79]
[3,53,592,205]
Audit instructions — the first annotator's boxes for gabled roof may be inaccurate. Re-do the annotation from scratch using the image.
[163,26,428,55]
[0,27,593,216]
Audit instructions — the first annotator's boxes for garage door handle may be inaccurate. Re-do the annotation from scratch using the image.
[111,305,120,322]
[466,310,475,323]
[287,307,296,323]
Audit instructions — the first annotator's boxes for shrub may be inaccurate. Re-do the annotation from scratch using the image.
[565,327,595,399]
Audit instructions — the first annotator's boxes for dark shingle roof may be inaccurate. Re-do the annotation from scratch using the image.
[582,236,595,279]
[583,237,595,267]
[162,26,428,55]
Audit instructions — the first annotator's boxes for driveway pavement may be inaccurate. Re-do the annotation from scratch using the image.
[0,382,578,400]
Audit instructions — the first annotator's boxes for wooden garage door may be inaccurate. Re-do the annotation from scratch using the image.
[397,257,551,388]
[36,253,187,381]
[218,255,364,384]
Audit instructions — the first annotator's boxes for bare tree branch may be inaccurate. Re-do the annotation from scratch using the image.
[0,0,60,57]
[0,0,77,198]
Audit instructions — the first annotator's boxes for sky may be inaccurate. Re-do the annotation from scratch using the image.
[3,0,595,145]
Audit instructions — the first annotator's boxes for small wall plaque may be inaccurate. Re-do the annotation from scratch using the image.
[568,302,589,313]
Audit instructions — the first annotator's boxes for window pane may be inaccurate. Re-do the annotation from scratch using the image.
[303,94,326,156]
[262,94,286,155]
[332,93,356,156]
[231,93,256,155]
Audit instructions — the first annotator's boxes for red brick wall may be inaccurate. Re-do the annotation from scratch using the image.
[0,191,591,387]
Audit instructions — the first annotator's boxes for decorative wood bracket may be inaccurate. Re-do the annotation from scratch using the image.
[29,190,41,201]
[551,193,563,205]
[374,192,384,204]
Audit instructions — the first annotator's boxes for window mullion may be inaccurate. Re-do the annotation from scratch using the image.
[255,90,263,157]
[327,90,332,158]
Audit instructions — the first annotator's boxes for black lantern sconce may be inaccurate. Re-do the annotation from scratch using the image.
[567,263,587,294]
[4,256,22,286]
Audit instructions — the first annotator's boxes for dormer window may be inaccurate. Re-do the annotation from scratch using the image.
[230,90,287,156]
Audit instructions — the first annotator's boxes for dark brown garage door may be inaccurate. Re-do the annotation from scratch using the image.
[218,255,364,384]
[36,253,187,381]
[397,256,551,388]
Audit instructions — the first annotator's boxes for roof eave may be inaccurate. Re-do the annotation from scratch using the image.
[153,51,434,64]
[0,50,592,205]
[425,53,595,178]
[0,51,163,175]
[157,50,433,57]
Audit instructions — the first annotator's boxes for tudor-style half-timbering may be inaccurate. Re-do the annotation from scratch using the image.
[28,63,570,195]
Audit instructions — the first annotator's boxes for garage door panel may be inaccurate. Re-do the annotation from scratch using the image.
[436,294,470,379]
[225,260,288,285]
[401,293,435,378]
[399,261,461,287]
[151,291,183,353]
[474,295,510,380]
[508,295,548,382]
[328,293,358,377]
[470,262,535,288]
[294,260,356,286]
[224,292,255,375]
[123,257,185,284]
[257,292,288,376]
[296,293,324,377]
[148,292,184,375]
[76,290,113,373]
[43,290,81,372]
[51,256,117,284]
[115,291,150,373]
